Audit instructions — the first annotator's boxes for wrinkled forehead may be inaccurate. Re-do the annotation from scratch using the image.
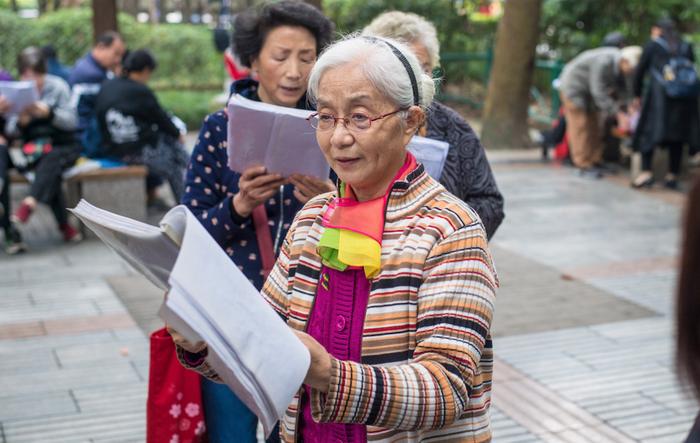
[316,62,393,110]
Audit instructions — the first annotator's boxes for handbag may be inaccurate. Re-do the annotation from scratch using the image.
[252,204,276,278]
[146,327,207,443]
[21,137,52,166]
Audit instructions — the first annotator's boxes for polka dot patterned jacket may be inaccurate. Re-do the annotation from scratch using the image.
[181,79,308,289]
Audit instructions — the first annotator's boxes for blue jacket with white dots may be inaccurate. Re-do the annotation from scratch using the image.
[181,79,307,289]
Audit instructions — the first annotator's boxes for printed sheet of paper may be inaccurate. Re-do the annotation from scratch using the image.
[0,81,39,115]
[407,136,450,180]
[227,94,330,179]
[159,206,310,437]
[71,200,310,437]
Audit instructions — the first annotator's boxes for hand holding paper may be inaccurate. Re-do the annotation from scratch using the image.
[70,200,311,437]
[227,94,330,180]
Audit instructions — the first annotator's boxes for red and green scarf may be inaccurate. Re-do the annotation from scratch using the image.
[318,153,417,278]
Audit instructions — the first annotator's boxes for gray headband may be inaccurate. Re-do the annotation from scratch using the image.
[363,36,420,106]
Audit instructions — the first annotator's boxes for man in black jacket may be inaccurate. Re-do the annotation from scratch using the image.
[95,49,187,204]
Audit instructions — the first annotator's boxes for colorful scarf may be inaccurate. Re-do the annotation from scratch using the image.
[318,153,417,278]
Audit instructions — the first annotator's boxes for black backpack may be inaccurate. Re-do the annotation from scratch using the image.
[653,39,700,99]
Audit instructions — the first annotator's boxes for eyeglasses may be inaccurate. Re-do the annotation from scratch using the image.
[306,108,406,132]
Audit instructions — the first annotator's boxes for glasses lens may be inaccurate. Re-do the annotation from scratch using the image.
[315,113,336,131]
[349,113,370,131]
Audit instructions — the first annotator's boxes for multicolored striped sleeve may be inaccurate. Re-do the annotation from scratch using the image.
[260,220,296,320]
[311,223,497,429]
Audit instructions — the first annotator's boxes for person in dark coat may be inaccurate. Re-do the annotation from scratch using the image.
[632,18,700,189]
[362,10,505,238]
[95,49,187,204]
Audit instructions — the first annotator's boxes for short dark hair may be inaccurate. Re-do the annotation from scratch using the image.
[232,0,334,68]
[17,46,47,75]
[122,49,157,74]
[40,44,58,60]
[96,30,123,47]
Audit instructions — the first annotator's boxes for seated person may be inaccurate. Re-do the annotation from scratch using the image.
[95,49,187,205]
[8,47,82,242]
[0,94,26,254]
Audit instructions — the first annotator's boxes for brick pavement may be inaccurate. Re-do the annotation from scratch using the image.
[0,149,697,442]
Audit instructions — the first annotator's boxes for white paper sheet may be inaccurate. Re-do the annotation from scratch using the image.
[70,199,310,437]
[227,94,330,179]
[407,136,450,180]
[160,207,310,436]
[0,81,39,115]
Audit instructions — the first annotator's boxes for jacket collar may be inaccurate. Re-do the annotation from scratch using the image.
[228,78,312,110]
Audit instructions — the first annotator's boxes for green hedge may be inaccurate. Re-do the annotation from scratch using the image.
[0,9,223,90]
[156,89,221,130]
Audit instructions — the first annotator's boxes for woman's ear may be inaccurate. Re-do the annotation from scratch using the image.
[403,105,425,135]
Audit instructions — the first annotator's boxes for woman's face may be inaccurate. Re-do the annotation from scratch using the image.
[408,41,433,74]
[252,25,317,107]
[315,63,422,201]
[20,69,45,92]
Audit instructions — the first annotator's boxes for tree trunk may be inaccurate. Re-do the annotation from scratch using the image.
[121,0,139,17]
[149,0,159,23]
[182,0,192,24]
[481,0,542,149]
[304,0,322,10]
[10,0,18,12]
[92,0,119,42]
[37,0,48,14]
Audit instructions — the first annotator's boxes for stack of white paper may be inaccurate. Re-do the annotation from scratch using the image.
[70,200,310,437]
[227,94,330,179]
[0,80,39,115]
[407,136,450,180]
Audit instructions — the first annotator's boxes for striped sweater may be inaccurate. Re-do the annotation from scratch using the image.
[180,163,498,442]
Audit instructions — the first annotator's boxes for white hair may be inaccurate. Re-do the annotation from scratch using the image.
[362,11,440,70]
[620,45,642,70]
[307,34,435,113]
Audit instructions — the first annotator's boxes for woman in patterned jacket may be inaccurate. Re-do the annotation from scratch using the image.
[363,11,504,239]
[175,35,498,442]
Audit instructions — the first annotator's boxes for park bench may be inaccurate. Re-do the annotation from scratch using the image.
[9,164,148,225]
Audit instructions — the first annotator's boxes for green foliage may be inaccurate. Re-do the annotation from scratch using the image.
[156,89,221,130]
[0,8,223,89]
[321,0,496,84]
[541,0,700,59]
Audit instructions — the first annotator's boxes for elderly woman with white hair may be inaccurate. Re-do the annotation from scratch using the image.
[175,35,498,442]
[363,11,504,239]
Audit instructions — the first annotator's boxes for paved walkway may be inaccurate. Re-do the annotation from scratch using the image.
[0,149,696,442]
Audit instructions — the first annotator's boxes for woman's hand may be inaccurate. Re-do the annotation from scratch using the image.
[28,101,50,118]
[294,330,332,392]
[166,325,207,353]
[233,165,286,217]
[289,174,335,204]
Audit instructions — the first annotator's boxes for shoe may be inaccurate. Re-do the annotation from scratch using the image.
[4,225,26,255]
[578,167,603,179]
[60,224,83,243]
[631,172,654,189]
[593,162,618,175]
[664,174,679,190]
[147,195,172,211]
[11,202,33,224]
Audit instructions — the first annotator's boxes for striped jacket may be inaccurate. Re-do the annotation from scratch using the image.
[181,163,498,442]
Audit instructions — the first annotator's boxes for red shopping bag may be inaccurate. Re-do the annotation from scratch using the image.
[147,327,207,443]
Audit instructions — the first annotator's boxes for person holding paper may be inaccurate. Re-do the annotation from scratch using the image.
[180,2,334,442]
[7,47,82,243]
[0,94,26,254]
[175,35,497,442]
[363,11,504,239]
